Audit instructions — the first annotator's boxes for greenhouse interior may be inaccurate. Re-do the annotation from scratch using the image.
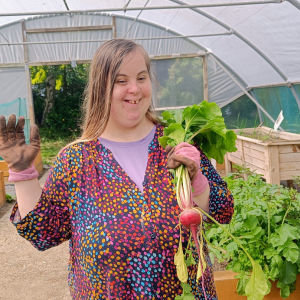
[0,0,300,133]
[2,1,300,300]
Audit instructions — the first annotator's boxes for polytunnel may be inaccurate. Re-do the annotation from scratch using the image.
[0,0,300,132]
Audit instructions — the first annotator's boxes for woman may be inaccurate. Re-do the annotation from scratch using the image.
[0,39,233,299]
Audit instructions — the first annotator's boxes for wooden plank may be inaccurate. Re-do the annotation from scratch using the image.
[214,271,245,300]
[227,154,242,166]
[243,147,265,161]
[245,163,266,177]
[280,170,300,180]
[269,146,280,185]
[112,16,117,38]
[21,21,29,63]
[280,161,300,171]
[224,154,232,175]
[217,162,225,170]
[278,144,300,154]
[214,271,300,300]
[26,25,113,34]
[228,151,241,161]
[260,126,300,141]
[279,153,300,163]
[242,141,266,152]
[29,59,92,67]
[0,171,6,208]
[244,154,266,170]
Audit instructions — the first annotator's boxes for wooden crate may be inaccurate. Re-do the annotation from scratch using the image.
[0,171,5,208]
[225,127,300,185]
[214,271,300,299]
[0,150,43,184]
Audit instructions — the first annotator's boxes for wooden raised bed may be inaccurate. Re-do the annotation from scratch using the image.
[0,150,43,185]
[214,271,300,299]
[0,171,5,208]
[224,127,300,185]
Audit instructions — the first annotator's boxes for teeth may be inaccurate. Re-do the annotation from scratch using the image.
[129,100,139,104]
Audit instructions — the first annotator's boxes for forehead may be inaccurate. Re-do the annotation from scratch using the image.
[118,49,147,74]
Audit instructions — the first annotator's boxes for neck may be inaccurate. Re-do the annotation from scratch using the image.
[100,118,155,142]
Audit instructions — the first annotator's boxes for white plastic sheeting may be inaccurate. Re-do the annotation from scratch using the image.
[0,0,300,115]
[0,67,28,110]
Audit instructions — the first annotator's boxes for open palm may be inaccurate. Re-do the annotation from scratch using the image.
[0,114,40,172]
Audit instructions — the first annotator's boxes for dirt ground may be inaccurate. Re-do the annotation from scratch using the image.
[0,201,71,300]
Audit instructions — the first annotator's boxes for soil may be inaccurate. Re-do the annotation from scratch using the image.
[238,129,285,142]
[0,201,71,300]
[212,258,227,272]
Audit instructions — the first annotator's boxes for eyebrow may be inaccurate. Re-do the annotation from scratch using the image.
[116,70,148,77]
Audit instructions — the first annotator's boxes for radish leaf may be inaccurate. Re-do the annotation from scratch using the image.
[245,262,269,300]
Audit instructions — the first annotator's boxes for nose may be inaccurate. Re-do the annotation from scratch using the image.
[127,80,140,94]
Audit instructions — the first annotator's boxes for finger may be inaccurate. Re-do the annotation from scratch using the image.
[29,124,41,148]
[165,145,173,154]
[15,116,26,141]
[174,142,194,152]
[0,115,8,142]
[6,114,17,141]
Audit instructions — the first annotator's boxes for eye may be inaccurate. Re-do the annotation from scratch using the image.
[117,80,127,84]
[138,77,146,81]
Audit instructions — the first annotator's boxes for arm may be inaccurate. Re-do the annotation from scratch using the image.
[10,149,72,251]
[198,150,234,224]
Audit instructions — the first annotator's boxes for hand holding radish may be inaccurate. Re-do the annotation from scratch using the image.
[166,142,208,197]
[166,142,200,183]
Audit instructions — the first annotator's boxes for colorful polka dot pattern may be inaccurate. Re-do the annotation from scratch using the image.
[11,124,234,299]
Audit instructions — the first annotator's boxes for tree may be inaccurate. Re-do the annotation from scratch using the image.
[30,64,89,137]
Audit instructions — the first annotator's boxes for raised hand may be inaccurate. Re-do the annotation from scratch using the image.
[0,114,40,172]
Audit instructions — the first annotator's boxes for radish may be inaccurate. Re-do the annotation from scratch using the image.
[179,208,207,300]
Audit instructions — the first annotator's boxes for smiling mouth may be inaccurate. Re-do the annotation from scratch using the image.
[125,100,140,104]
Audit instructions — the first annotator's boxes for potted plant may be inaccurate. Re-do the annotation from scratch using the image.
[206,166,300,299]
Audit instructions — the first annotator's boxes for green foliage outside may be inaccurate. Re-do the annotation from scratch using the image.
[39,130,72,165]
[157,57,204,107]
[6,194,14,203]
[31,64,89,139]
[205,166,300,299]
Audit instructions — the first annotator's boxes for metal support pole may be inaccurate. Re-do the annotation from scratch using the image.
[123,0,150,38]
[290,85,300,109]
[249,90,263,124]
[24,64,35,125]
[202,55,209,101]
[210,55,284,131]
[0,32,230,46]
[0,1,280,17]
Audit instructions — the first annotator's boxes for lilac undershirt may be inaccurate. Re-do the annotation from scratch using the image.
[98,125,156,192]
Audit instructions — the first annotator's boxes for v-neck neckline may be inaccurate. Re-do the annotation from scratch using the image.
[96,125,159,195]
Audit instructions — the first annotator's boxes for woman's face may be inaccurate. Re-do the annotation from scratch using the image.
[109,49,152,129]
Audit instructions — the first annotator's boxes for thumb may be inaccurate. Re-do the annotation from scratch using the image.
[29,124,41,148]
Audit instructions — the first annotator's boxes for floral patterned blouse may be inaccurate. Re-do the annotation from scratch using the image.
[11,124,234,300]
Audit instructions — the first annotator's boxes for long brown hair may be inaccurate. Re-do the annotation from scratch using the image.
[67,39,160,149]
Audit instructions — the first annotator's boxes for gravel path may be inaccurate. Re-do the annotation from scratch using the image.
[0,179,71,300]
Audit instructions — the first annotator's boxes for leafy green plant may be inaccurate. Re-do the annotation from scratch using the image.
[205,167,300,299]
[6,194,15,203]
[159,102,272,300]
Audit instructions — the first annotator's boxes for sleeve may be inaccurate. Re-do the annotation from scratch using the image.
[198,149,234,224]
[10,148,72,251]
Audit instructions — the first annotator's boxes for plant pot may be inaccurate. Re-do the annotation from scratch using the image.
[214,271,300,299]
[224,126,300,185]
